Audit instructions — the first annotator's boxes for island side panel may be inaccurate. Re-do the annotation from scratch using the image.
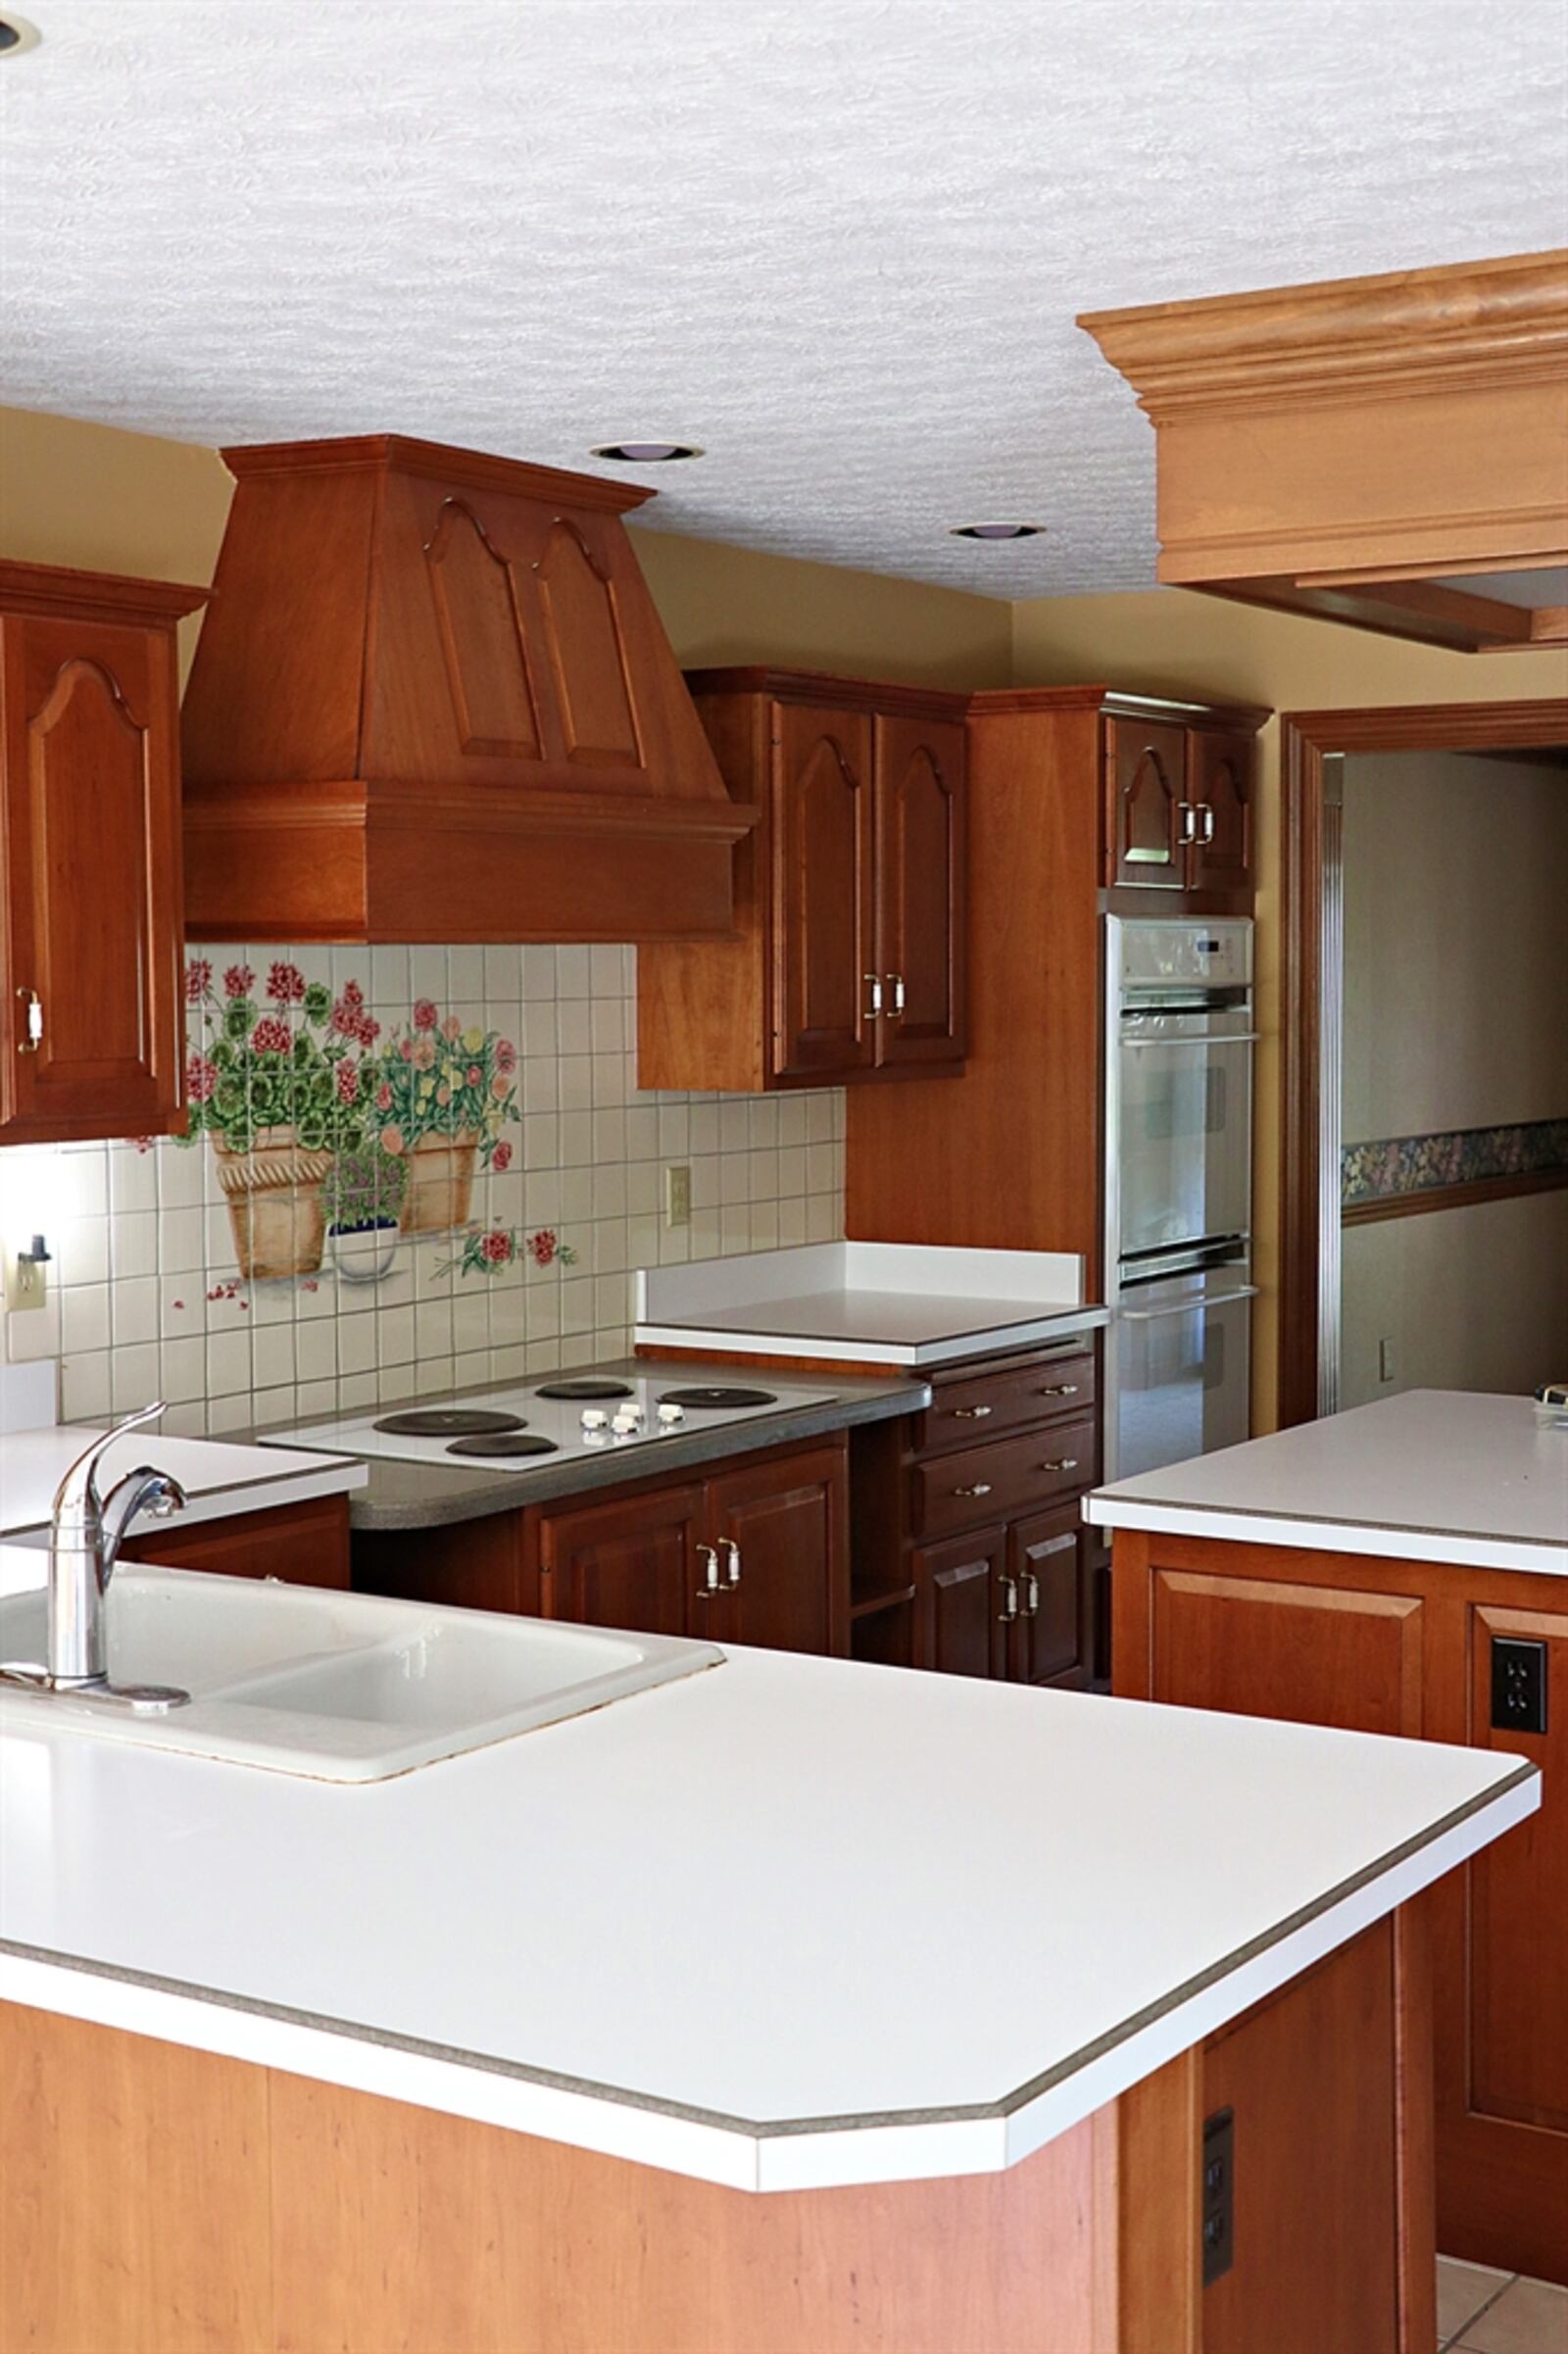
[1110,1527,1568,2287]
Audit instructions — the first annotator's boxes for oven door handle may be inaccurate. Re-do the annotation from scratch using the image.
[1118,1028,1259,1048]
[1115,1285,1260,1323]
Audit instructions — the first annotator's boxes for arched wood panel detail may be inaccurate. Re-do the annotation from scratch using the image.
[772,704,874,1078]
[26,657,155,1078]
[534,519,643,772]
[873,714,966,1065]
[424,500,541,760]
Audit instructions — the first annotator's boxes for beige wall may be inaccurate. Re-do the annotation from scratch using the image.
[1341,1192,1568,1409]
[0,406,1013,689]
[1010,590,1568,1430]
[1342,749,1568,1142]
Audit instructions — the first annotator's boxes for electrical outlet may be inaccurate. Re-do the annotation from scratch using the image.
[1491,1637,1547,1737]
[1378,1337,1396,1385]
[1201,2108,1235,2285]
[664,1163,692,1229]
[3,1239,49,1314]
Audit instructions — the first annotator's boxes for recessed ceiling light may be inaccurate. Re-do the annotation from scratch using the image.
[0,14,41,54]
[950,521,1045,541]
[591,441,705,464]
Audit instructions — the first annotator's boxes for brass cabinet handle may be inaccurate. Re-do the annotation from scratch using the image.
[1040,1458,1079,1474]
[1177,802,1198,845]
[696,1543,720,1597]
[1038,1382,1080,1398]
[1200,803,1216,844]
[886,971,906,1016]
[950,1404,993,1419]
[953,1482,994,1497]
[15,989,42,1054]
[721,1539,742,1588]
[1022,1571,1041,1617]
[997,1573,1019,1625]
[863,972,884,1018]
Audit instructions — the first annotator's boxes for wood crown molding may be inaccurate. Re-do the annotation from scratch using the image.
[220,433,656,515]
[1077,249,1568,417]
[0,558,207,625]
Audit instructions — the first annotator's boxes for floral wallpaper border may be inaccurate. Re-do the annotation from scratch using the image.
[1342,1117,1568,1207]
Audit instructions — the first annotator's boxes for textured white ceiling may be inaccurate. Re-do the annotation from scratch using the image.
[2,0,1566,598]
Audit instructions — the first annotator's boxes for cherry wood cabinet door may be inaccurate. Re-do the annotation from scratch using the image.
[1187,727,1253,891]
[769,701,876,1080]
[1148,1565,1425,1738]
[0,607,185,1142]
[703,1442,850,1655]
[871,713,966,1068]
[537,1483,705,1639]
[916,1527,1008,1680]
[1009,1507,1094,1689]
[1103,716,1188,890]
[122,1496,351,1589]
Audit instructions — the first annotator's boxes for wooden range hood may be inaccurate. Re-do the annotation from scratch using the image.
[181,435,756,942]
[1078,250,1568,653]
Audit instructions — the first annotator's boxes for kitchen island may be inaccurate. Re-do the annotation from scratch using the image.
[0,1620,1536,2353]
[1088,1389,1568,2285]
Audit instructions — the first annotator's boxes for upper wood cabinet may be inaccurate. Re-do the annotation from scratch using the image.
[1103,708,1260,893]
[180,436,755,944]
[0,561,205,1145]
[638,669,968,1091]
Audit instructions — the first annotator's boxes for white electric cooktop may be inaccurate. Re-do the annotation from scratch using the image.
[268,1373,840,1475]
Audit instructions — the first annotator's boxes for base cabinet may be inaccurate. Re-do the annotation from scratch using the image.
[1112,1529,1568,2287]
[122,1494,351,1589]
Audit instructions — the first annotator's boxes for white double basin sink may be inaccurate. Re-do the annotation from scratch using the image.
[0,1565,721,1781]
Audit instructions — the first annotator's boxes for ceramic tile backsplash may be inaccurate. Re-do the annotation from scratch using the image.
[0,945,846,1436]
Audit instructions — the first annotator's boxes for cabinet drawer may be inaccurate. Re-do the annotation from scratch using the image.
[913,1349,1097,1458]
[911,1416,1098,1544]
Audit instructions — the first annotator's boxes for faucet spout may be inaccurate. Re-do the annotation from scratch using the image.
[47,1402,180,1689]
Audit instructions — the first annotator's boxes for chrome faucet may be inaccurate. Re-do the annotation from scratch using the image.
[0,1402,192,1712]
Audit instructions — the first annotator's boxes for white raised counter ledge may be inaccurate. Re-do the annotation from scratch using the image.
[635,1241,1107,1368]
[1086,1389,1568,1575]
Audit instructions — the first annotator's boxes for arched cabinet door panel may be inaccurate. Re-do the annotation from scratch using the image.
[1189,728,1254,890]
[770,701,876,1079]
[872,714,967,1068]
[0,566,199,1144]
[1105,717,1189,889]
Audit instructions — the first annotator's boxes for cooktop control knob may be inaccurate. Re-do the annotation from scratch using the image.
[580,1407,610,1431]
[657,1402,685,1426]
[611,1408,642,1436]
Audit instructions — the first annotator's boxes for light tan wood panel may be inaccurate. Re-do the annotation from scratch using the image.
[0,2004,272,2354]
[1150,1566,1425,1737]
[269,2073,1103,2354]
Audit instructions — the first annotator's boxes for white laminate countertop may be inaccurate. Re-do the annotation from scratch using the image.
[0,1636,1534,2191]
[636,1242,1107,1368]
[0,1425,367,1549]
[1087,1391,1568,1578]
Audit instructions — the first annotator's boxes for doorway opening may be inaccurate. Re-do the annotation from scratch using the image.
[1279,700,1568,1427]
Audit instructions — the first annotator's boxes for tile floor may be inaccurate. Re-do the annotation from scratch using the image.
[1438,2257,1568,2352]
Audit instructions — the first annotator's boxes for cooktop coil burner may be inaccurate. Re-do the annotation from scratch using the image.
[532,1379,635,1401]
[445,1433,560,1460]
[658,1386,779,1410]
[373,1408,527,1439]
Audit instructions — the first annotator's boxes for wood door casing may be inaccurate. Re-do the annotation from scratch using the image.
[0,613,185,1142]
[537,1483,705,1640]
[872,713,966,1068]
[770,701,875,1079]
[704,1441,850,1655]
[917,1526,1007,1681]
[1105,717,1188,890]
[1188,727,1253,891]
[1149,1567,1425,1738]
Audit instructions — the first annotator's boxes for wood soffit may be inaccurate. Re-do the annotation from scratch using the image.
[1076,249,1568,417]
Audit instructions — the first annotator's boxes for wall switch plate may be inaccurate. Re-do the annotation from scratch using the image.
[1378,1337,1396,1384]
[1201,2107,1235,2285]
[1492,1637,1548,1737]
[663,1163,692,1229]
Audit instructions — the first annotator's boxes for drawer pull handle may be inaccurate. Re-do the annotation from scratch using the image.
[953,1482,993,1498]
[950,1404,993,1419]
[1038,1382,1080,1398]
[997,1573,1019,1625]
[1040,1457,1079,1475]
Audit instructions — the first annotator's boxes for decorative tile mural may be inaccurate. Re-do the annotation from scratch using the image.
[0,944,846,1436]
[1342,1117,1568,1207]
